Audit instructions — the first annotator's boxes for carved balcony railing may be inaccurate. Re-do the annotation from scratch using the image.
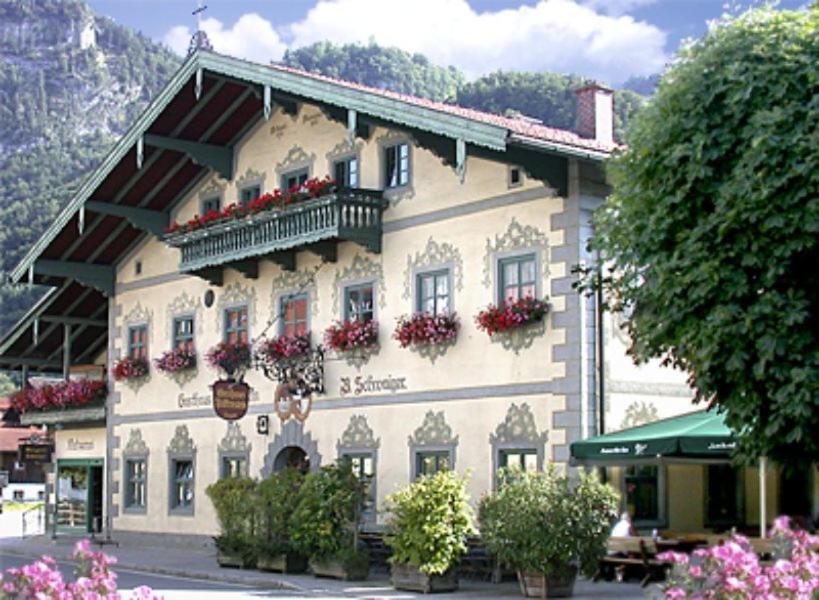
[164,189,388,273]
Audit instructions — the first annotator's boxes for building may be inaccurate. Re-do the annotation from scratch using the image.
[0,397,46,503]
[0,50,813,544]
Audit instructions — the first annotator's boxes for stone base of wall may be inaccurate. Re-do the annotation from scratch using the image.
[111,528,214,551]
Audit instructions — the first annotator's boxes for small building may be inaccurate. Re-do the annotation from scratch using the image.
[0,397,46,503]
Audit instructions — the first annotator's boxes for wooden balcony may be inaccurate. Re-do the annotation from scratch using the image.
[164,189,388,277]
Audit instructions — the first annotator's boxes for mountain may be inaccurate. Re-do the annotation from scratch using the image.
[0,0,180,333]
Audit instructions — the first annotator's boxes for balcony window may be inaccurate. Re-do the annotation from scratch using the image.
[224,306,248,344]
[417,269,450,316]
[172,316,194,352]
[498,254,537,304]
[384,142,410,188]
[344,283,374,323]
[280,294,308,338]
[127,325,148,360]
[334,156,358,188]
[200,196,221,214]
[239,185,261,207]
[281,169,309,192]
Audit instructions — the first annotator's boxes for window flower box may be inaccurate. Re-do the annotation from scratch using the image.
[393,313,459,349]
[257,334,311,364]
[112,357,149,381]
[206,341,252,379]
[154,348,197,374]
[323,320,379,353]
[475,297,549,336]
[10,379,107,412]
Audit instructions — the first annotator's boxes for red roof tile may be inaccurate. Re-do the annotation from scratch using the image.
[267,64,618,154]
[0,427,38,452]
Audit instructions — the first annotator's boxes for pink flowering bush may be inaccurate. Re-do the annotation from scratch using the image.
[154,348,196,374]
[0,539,162,599]
[659,516,819,599]
[393,313,460,348]
[10,380,107,413]
[323,319,379,353]
[257,334,311,364]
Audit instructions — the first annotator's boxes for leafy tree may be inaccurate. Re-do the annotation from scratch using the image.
[588,7,818,463]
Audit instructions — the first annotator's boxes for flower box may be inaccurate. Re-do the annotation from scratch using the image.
[393,313,459,349]
[475,297,549,336]
[112,357,149,381]
[10,379,107,413]
[166,176,336,236]
[517,569,577,598]
[206,342,252,378]
[323,320,378,353]
[257,553,309,574]
[257,334,311,364]
[391,564,459,594]
[154,348,196,374]
[216,551,246,569]
[309,558,369,581]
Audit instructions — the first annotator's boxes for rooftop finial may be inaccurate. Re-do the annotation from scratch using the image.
[187,0,213,55]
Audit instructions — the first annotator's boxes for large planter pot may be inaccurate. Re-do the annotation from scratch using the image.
[257,553,308,574]
[217,551,245,569]
[517,566,577,598]
[391,563,459,593]
[310,558,370,581]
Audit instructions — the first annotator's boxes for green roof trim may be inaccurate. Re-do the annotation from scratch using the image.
[570,410,736,462]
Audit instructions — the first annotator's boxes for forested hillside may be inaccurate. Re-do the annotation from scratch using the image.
[0,6,645,339]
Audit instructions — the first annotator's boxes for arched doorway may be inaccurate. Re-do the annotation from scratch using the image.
[273,446,309,473]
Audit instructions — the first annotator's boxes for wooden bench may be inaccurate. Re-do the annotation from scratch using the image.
[596,537,671,587]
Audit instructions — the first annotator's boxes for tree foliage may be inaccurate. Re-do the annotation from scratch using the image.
[589,7,819,463]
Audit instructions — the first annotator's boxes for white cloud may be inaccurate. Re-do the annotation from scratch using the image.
[163,0,667,83]
[163,13,287,64]
[581,0,657,15]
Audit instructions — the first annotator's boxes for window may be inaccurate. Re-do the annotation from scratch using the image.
[223,306,248,344]
[343,453,375,514]
[624,465,663,525]
[334,156,359,188]
[134,260,142,276]
[498,254,537,304]
[508,165,523,188]
[415,451,451,479]
[125,459,146,510]
[127,325,148,360]
[221,456,246,479]
[344,283,374,322]
[281,169,309,191]
[706,465,743,529]
[239,185,261,207]
[172,316,194,352]
[499,449,538,473]
[170,459,194,512]
[13,490,23,501]
[384,142,410,188]
[201,196,221,214]
[417,270,450,316]
[280,294,308,338]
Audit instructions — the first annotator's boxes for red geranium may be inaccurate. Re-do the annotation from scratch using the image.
[475,297,549,336]
[154,348,197,374]
[10,379,107,412]
[323,319,378,353]
[258,334,311,364]
[206,341,252,377]
[113,357,149,381]
[394,313,460,348]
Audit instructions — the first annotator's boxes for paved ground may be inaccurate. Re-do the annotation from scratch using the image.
[0,534,654,599]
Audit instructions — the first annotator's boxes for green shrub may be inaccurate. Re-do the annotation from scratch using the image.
[478,467,618,579]
[290,460,366,563]
[256,468,304,558]
[385,470,475,575]
[206,476,258,564]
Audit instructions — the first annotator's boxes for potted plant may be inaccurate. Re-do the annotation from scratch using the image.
[393,313,460,350]
[385,470,474,593]
[290,460,370,580]
[478,467,618,598]
[154,347,196,374]
[323,320,379,354]
[206,341,252,380]
[206,477,258,569]
[112,356,149,381]
[255,468,308,574]
[475,297,549,337]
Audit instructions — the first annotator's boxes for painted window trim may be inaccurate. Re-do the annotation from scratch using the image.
[199,195,222,214]
[331,153,360,188]
[491,443,543,489]
[338,448,378,522]
[414,267,453,316]
[222,304,250,344]
[218,452,249,479]
[278,291,311,337]
[167,455,196,517]
[122,456,148,514]
[127,323,148,360]
[342,279,377,322]
[380,138,413,194]
[621,464,667,530]
[411,447,455,481]
[171,314,195,351]
[279,167,311,191]
[238,183,262,206]
[493,250,540,305]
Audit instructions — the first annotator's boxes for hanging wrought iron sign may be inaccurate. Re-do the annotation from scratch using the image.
[260,346,324,423]
[212,380,250,421]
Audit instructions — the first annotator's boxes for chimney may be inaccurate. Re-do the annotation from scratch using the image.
[574,82,614,145]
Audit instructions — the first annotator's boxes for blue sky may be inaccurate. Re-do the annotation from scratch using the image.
[86,0,806,83]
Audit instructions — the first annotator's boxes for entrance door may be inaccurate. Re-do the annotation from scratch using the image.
[779,467,812,523]
[273,446,309,473]
[55,459,104,533]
